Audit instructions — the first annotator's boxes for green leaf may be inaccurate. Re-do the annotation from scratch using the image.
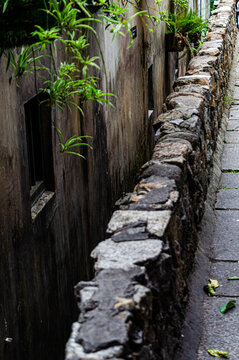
[2,0,9,13]
[65,151,86,159]
[228,276,239,280]
[208,349,229,357]
[204,279,219,296]
[204,285,216,296]
[220,300,236,314]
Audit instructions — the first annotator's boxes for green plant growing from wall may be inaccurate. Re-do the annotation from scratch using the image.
[3,45,43,84]
[165,9,208,36]
[164,6,208,56]
[54,126,92,158]
[0,0,198,157]
[1,0,117,156]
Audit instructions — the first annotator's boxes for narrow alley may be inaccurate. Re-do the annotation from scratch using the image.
[1,0,238,359]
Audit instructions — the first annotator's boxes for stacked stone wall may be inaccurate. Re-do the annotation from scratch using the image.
[65,2,237,359]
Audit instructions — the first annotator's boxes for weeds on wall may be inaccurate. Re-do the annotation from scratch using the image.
[164,5,208,57]
[0,0,166,157]
[0,0,206,157]
[1,0,117,156]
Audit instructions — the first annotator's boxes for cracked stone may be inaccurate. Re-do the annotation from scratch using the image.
[158,132,200,147]
[175,74,212,87]
[107,210,172,238]
[76,311,130,353]
[198,47,220,56]
[92,238,164,271]
[136,187,170,203]
[166,93,204,113]
[112,224,149,242]
[66,322,124,360]
[139,161,182,185]
[153,141,192,161]
[187,56,218,75]
[72,268,150,353]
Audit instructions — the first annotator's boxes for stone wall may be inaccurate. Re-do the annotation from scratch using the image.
[65,2,237,359]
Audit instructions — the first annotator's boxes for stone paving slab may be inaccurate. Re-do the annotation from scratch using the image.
[225,131,239,143]
[210,261,239,296]
[232,86,239,99]
[219,173,239,188]
[229,108,239,120]
[197,296,239,360]
[233,66,239,78]
[227,120,239,130]
[221,144,239,170]
[194,31,239,360]
[215,189,239,209]
[211,210,239,260]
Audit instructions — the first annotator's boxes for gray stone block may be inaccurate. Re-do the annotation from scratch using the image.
[175,74,212,87]
[198,40,223,51]
[215,189,239,209]
[187,55,218,74]
[211,210,239,261]
[153,140,192,163]
[233,86,239,99]
[173,84,211,100]
[91,239,163,271]
[166,93,204,115]
[139,161,182,185]
[158,131,200,148]
[219,173,239,188]
[66,322,124,360]
[107,210,171,238]
[221,144,239,170]
[122,176,179,211]
[229,107,239,120]
[225,131,239,143]
[76,310,129,353]
[153,108,200,129]
[227,120,239,130]
[159,115,202,137]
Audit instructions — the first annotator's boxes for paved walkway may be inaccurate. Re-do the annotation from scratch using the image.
[176,39,239,360]
[196,45,239,359]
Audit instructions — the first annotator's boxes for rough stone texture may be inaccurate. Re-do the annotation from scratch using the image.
[139,161,183,185]
[65,1,237,359]
[91,239,163,271]
[107,210,172,238]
